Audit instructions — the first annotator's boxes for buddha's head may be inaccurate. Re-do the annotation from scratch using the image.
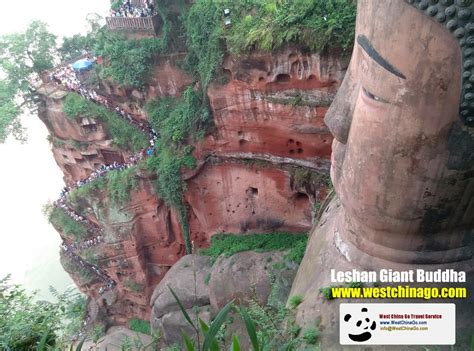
[325,0,474,263]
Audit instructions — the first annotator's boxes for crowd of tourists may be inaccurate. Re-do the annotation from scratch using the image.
[51,60,158,145]
[50,53,163,297]
[110,0,157,18]
[61,243,116,295]
[54,189,103,237]
[68,235,104,251]
[52,154,146,239]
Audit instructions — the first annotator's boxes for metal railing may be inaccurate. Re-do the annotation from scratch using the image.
[106,14,161,33]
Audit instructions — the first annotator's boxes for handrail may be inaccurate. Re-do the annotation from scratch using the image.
[106,14,161,33]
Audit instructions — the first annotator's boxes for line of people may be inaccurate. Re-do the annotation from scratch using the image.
[54,190,103,237]
[61,243,116,296]
[50,53,161,297]
[51,49,167,295]
[68,235,104,251]
[50,58,158,145]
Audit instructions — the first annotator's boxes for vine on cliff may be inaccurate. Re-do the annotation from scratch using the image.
[146,144,196,254]
[145,87,208,254]
[183,0,224,89]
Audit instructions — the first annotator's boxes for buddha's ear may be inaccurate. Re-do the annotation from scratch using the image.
[325,64,359,145]
[404,0,474,127]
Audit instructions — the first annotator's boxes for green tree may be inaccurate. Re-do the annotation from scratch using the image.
[0,275,86,350]
[0,21,57,142]
[59,34,89,61]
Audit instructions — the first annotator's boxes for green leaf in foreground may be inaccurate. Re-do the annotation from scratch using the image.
[168,286,196,330]
[231,335,241,351]
[202,301,234,351]
[240,306,260,351]
[182,331,195,351]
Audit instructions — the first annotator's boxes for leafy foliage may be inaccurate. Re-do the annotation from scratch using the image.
[45,204,87,240]
[67,176,106,203]
[129,319,151,335]
[146,87,209,145]
[146,146,194,209]
[62,92,148,151]
[184,0,224,88]
[0,21,57,142]
[319,286,336,300]
[0,276,87,350]
[59,14,103,62]
[106,167,139,206]
[0,81,23,143]
[199,232,308,264]
[182,0,356,88]
[288,295,304,309]
[223,0,356,54]
[169,286,235,351]
[63,92,91,120]
[58,35,89,62]
[67,166,139,207]
[302,328,319,344]
[171,286,320,350]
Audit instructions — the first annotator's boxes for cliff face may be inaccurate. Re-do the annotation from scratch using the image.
[202,50,344,160]
[39,49,347,324]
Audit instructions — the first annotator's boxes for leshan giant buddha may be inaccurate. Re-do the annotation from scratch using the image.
[290,0,474,349]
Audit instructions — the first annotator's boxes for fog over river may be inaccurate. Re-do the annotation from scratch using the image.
[0,0,108,300]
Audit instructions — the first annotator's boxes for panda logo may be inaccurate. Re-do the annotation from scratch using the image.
[344,307,377,342]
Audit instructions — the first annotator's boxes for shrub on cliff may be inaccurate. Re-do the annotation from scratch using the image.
[129,319,151,335]
[67,166,139,207]
[106,167,140,206]
[62,92,148,152]
[146,145,196,253]
[63,93,91,120]
[146,87,209,145]
[224,0,356,54]
[200,232,308,264]
[45,204,87,240]
[145,87,208,254]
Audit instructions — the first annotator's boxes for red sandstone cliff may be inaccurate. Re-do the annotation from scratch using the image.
[39,48,347,324]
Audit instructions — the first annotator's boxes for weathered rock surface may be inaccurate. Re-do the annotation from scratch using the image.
[150,255,212,319]
[208,251,298,311]
[150,250,299,347]
[156,306,211,347]
[150,254,213,347]
[200,49,348,162]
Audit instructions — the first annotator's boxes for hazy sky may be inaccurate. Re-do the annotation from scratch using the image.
[0,0,109,297]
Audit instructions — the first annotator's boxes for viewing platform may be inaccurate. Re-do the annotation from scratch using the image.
[106,14,162,34]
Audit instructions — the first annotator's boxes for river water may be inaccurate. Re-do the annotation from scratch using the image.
[0,0,109,300]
